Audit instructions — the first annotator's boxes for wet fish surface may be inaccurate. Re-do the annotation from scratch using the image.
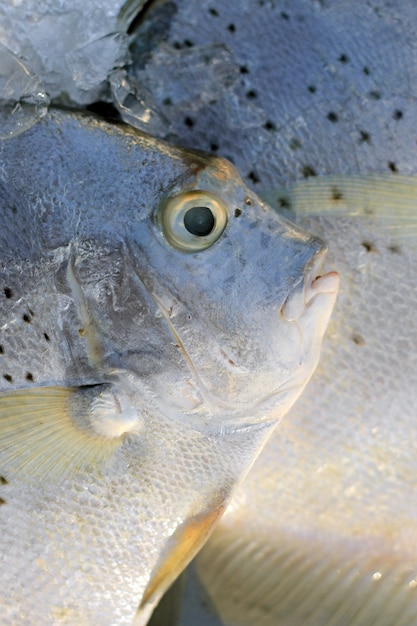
[127,0,417,185]
[0,110,338,625]
[120,2,417,623]
[197,176,417,625]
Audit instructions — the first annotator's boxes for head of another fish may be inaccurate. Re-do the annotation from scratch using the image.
[0,110,338,623]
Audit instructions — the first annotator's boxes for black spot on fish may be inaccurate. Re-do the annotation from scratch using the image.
[173,41,182,50]
[280,11,289,19]
[369,90,381,100]
[25,372,34,382]
[331,187,343,201]
[351,333,365,346]
[184,116,194,128]
[0,476,8,485]
[246,90,257,99]
[23,313,31,323]
[308,85,317,93]
[338,53,349,63]
[393,109,403,121]
[209,7,219,16]
[0,345,3,355]
[301,165,317,178]
[361,241,377,253]
[363,66,370,75]
[3,374,12,383]
[359,130,371,143]
[388,243,401,254]
[184,39,194,48]
[44,332,50,342]
[278,196,292,209]
[264,120,276,131]
[240,65,249,74]
[210,142,219,151]
[248,171,260,184]
[290,138,302,150]
[4,287,12,299]
[327,112,338,123]
[227,23,236,33]
[163,97,172,106]
[234,208,242,217]
[388,161,397,172]
[0,498,6,506]
[261,232,271,248]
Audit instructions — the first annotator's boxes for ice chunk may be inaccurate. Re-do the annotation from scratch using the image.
[0,0,146,105]
[67,33,130,92]
[110,69,170,137]
[0,44,49,139]
[130,44,240,111]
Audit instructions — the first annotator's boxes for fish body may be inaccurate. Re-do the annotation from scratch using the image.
[128,0,417,185]
[197,176,417,626]
[0,111,338,624]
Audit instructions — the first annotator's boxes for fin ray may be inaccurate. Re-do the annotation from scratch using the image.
[261,174,417,248]
[0,386,122,482]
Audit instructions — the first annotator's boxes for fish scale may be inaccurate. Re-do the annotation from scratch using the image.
[197,177,417,626]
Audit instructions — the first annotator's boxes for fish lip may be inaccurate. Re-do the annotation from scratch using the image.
[281,248,339,321]
[304,249,340,305]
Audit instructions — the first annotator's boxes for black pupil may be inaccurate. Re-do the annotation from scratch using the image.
[183,206,215,236]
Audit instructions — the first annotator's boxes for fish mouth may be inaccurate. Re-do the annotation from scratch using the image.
[281,250,339,321]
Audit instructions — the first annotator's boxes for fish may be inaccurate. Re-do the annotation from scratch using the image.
[122,2,417,622]
[0,109,338,625]
[126,0,417,186]
[196,174,417,626]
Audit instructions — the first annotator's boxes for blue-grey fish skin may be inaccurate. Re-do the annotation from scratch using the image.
[128,0,417,186]
[0,111,338,625]
[0,110,326,412]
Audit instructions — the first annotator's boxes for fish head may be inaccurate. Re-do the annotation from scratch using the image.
[125,152,340,431]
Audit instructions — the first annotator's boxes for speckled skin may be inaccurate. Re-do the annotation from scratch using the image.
[129,0,417,186]
[0,112,336,624]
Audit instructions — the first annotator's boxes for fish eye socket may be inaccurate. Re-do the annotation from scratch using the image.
[159,191,228,252]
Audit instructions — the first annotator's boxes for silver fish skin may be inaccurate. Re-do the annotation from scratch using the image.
[0,111,338,625]
[196,176,417,626]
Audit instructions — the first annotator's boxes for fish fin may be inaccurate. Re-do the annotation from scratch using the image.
[146,571,186,626]
[137,501,226,616]
[0,385,135,483]
[262,174,417,248]
[196,525,417,626]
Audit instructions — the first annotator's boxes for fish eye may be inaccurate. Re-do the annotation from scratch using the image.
[183,206,215,236]
[159,191,228,252]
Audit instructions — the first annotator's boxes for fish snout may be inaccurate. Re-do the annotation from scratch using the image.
[281,249,340,322]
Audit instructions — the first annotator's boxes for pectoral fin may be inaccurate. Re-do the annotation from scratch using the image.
[0,384,140,482]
